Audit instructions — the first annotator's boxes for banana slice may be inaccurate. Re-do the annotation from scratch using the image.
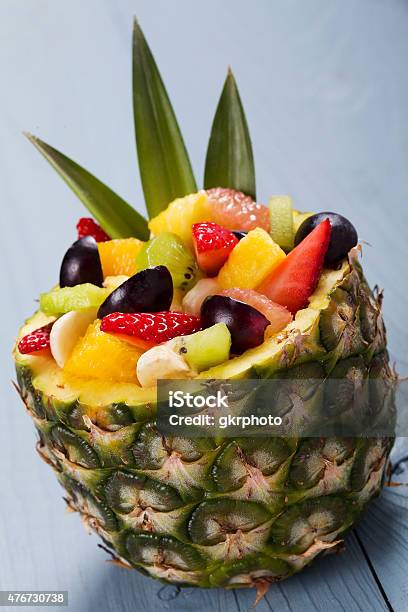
[103,275,129,292]
[50,309,97,368]
[136,345,193,388]
[182,278,220,315]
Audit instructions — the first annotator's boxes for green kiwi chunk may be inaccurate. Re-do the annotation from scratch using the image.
[169,323,231,372]
[40,284,108,315]
[136,232,197,290]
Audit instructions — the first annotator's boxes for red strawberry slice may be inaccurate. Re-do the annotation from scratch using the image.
[192,222,238,276]
[257,219,331,314]
[76,218,110,242]
[18,323,53,354]
[100,312,202,349]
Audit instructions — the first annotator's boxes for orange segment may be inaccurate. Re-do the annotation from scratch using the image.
[217,228,286,290]
[98,238,144,277]
[64,321,142,383]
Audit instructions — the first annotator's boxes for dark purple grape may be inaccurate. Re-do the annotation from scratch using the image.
[97,266,173,318]
[295,212,357,265]
[201,295,269,354]
[232,230,248,241]
[60,236,103,288]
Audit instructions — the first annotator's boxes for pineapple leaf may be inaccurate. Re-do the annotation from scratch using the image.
[204,69,256,199]
[25,134,149,240]
[132,20,197,219]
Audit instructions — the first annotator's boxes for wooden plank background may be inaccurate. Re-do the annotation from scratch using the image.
[0,1,407,611]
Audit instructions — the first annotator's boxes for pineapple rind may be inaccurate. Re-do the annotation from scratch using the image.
[14,254,394,589]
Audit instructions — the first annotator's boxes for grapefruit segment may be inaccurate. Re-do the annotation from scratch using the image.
[220,288,292,335]
[207,187,270,231]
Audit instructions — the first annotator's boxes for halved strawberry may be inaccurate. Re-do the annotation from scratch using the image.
[18,323,53,354]
[257,219,331,314]
[100,311,201,349]
[192,222,238,276]
[76,217,110,242]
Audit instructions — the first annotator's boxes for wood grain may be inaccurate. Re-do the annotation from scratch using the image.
[353,442,408,612]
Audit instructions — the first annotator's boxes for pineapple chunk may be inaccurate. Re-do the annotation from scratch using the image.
[64,320,142,383]
[217,228,286,290]
[148,192,212,248]
[98,238,144,277]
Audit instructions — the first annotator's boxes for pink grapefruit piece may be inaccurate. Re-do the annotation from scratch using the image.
[207,188,270,232]
[220,288,292,335]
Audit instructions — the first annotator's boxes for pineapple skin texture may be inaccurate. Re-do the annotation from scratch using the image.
[14,254,394,589]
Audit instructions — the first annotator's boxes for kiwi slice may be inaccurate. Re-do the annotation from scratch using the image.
[136,232,197,290]
[293,210,313,233]
[40,284,108,315]
[169,323,231,372]
[269,195,295,251]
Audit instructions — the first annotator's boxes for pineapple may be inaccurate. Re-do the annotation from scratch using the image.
[13,20,394,597]
[149,192,213,248]
[15,256,393,589]
[217,228,286,289]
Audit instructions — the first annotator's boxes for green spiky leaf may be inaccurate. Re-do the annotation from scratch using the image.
[26,134,149,240]
[132,20,197,219]
[204,70,256,199]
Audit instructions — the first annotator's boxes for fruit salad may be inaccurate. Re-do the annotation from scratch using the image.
[17,189,358,387]
[13,22,393,594]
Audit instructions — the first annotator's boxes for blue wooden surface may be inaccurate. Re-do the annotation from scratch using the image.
[0,1,407,611]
